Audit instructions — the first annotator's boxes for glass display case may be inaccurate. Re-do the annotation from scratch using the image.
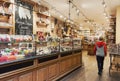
[0,34,82,63]
[36,37,60,55]
[60,38,73,52]
[0,34,35,63]
[73,38,81,50]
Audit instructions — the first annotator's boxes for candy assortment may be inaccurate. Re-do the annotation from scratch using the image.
[0,34,11,42]
[36,46,59,55]
[73,38,81,49]
[11,35,33,42]
[0,34,34,62]
[60,38,72,52]
[36,38,60,55]
[0,34,33,43]
[0,48,35,62]
[0,34,82,63]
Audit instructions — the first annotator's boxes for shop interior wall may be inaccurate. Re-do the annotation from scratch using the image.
[116,6,120,44]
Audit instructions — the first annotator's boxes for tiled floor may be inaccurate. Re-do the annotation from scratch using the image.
[59,51,120,81]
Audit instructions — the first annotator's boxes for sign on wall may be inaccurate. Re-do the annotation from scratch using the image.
[15,0,33,35]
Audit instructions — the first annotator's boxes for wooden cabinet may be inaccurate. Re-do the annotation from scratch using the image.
[60,60,66,73]
[48,63,58,79]
[36,63,59,81]
[0,53,82,81]
[19,72,33,81]
[72,56,77,66]
[60,57,73,73]
[77,55,81,64]
[36,67,48,81]
[66,58,72,69]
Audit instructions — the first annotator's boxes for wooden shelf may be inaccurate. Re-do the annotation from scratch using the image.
[0,27,13,34]
[36,22,48,27]
[21,0,36,6]
[37,12,49,18]
[34,3,49,12]
[0,26,12,29]
[0,0,11,3]
[0,0,11,8]
[0,13,12,17]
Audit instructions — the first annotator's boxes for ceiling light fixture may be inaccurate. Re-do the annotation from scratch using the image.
[103,12,106,16]
[72,5,74,8]
[60,15,63,18]
[77,9,80,13]
[102,1,106,8]
[102,0,110,25]
[105,16,108,19]
[64,17,66,20]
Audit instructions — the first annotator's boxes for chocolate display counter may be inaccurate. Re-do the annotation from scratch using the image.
[0,35,82,81]
[0,50,82,81]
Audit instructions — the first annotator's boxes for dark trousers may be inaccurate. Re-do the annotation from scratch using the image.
[96,56,104,73]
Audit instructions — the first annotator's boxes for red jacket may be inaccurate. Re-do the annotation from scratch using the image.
[94,41,107,56]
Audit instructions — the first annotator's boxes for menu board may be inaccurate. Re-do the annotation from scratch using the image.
[15,0,33,35]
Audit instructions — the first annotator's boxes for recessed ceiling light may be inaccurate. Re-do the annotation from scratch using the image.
[48,13,51,16]
[103,4,106,8]
[60,15,63,18]
[106,19,109,22]
[87,21,90,23]
[67,19,70,22]
[64,17,66,20]
[103,13,106,16]
[105,16,108,19]
[77,9,80,13]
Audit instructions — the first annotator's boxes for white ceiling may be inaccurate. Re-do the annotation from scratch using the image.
[40,0,120,30]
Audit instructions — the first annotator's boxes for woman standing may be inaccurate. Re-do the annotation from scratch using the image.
[94,37,107,75]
